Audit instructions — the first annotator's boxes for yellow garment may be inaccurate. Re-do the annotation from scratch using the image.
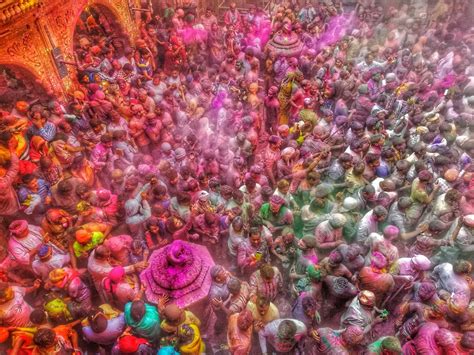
[246,301,280,326]
[179,323,205,355]
[81,304,121,326]
[160,310,201,334]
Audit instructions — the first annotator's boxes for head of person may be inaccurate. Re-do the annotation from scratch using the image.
[277,320,297,345]
[383,225,399,241]
[33,328,56,350]
[373,206,388,222]
[453,260,472,275]
[210,265,227,284]
[341,325,364,347]
[237,309,253,331]
[163,304,184,325]
[260,264,275,282]
[256,294,270,316]
[89,309,108,333]
[379,336,402,354]
[227,277,241,296]
[328,250,343,266]
[329,214,347,229]
[249,229,262,248]
[358,290,376,309]
[298,235,317,251]
[269,195,285,214]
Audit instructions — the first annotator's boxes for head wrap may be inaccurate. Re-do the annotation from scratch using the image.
[38,244,52,259]
[75,229,91,244]
[411,255,431,271]
[340,197,359,212]
[9,220,28,237]
[49,268,67,284]
[175,148,186,160]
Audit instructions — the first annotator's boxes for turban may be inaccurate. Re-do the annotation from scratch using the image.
[75,229,91,244]
[96,189,111,202]
[49,268,67,284]
[38,244,52,259]
[341,197,359,212]
[9,220,28,237]
[411,255,431,271]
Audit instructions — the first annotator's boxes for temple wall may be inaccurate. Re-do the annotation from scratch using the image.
[0,0,141,99]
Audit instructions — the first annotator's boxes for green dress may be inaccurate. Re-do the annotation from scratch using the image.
[124,302,161,342]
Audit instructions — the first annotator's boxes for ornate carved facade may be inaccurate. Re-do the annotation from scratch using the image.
[0,0,141,99]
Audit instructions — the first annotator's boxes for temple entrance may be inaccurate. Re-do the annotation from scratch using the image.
[72,3,131,85]
[0,65,51,110]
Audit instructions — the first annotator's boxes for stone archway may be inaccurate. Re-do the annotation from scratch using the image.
[0,0,141,99]
[0,64,52,109]
[42,0,140,95]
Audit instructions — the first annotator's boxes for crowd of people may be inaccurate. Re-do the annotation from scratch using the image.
[0,0,473,353]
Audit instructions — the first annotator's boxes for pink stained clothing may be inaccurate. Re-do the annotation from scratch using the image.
[314,220,343,251]
[249,267,283,302]
[403,322,442,355]
[104,235,133,265]
[227,312,252,355]
[90,143,111,170]
[87,250,135,294]
[0,153,20,216]
[101,278,137,309]
[5,224,43,266]
[0,286,32,327]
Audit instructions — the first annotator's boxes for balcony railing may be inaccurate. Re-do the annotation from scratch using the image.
[0,0,41,24]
